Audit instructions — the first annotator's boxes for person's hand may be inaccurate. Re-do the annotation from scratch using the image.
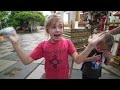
[89,53,101,61]
[103,50,113,59]
[7,33,19,45]
[0,27,16,37]
[0,27,19,45]
[88,32,106,47]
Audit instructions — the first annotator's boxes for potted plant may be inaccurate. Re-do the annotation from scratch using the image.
[0,33,4,42]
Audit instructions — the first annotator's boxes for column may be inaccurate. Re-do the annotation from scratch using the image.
[68,12,70,24]
[69,11,76,29]
[75,11,80,28]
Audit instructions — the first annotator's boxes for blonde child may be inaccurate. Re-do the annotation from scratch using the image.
[6,14,105,79]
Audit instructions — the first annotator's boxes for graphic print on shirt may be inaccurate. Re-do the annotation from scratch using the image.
[91,56,102,70]
[49,55,62,70]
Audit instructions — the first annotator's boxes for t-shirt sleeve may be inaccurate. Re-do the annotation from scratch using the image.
[67,39,76,56]
[29,41,44,60]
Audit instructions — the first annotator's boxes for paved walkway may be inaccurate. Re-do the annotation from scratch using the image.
[0,30,120,79]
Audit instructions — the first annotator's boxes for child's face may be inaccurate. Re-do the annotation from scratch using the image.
[96,42,110,53]
[48,20,64,43]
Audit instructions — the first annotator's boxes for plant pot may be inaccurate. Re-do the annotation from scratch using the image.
[0,35,4,42]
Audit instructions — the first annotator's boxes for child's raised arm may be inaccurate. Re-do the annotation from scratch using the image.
[72,32,106,64]
[8,35,34,65]
[1,27,34,65]
[110,26,120,35]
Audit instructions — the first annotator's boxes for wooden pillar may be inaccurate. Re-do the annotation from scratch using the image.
[68,12,71,28]
[69,11,76,29]
[75,11,80,28]
[76,11,80,21]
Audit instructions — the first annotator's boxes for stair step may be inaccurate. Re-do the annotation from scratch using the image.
[102,64,120,78]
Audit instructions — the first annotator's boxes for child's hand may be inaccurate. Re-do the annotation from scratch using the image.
[89,53,101,61]
[103,51,113,59]
[0,27,16,37]
[88,32,106,47]
[7,33,19,45]
[103,51,114,64]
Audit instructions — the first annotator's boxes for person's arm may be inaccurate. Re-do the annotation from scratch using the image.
[81,54,101,62]
[72,32,106,64]
[72,45,100,64]
[72,44,94,64]
[110,26,120,35]
[8,34,34,65]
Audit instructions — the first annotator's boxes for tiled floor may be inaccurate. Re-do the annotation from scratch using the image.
[0,59,17,72]
[0,30,120,79]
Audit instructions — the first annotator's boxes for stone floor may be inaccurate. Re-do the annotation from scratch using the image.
[0,30,120,79]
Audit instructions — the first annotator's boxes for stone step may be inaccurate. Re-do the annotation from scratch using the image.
[26,65,45,79]
[0,61,39,79]
[102,64,120,78]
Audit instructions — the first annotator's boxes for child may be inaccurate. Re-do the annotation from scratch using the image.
[81,32,114,79]
[6,14,105,79]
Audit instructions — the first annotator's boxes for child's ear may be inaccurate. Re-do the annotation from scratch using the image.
[46,29,49,33]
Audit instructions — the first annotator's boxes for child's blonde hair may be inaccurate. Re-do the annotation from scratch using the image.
[101,32,114,50]
[44,14,64,34]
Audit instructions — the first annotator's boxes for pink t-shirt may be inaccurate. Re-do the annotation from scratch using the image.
[29,38,76,79]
